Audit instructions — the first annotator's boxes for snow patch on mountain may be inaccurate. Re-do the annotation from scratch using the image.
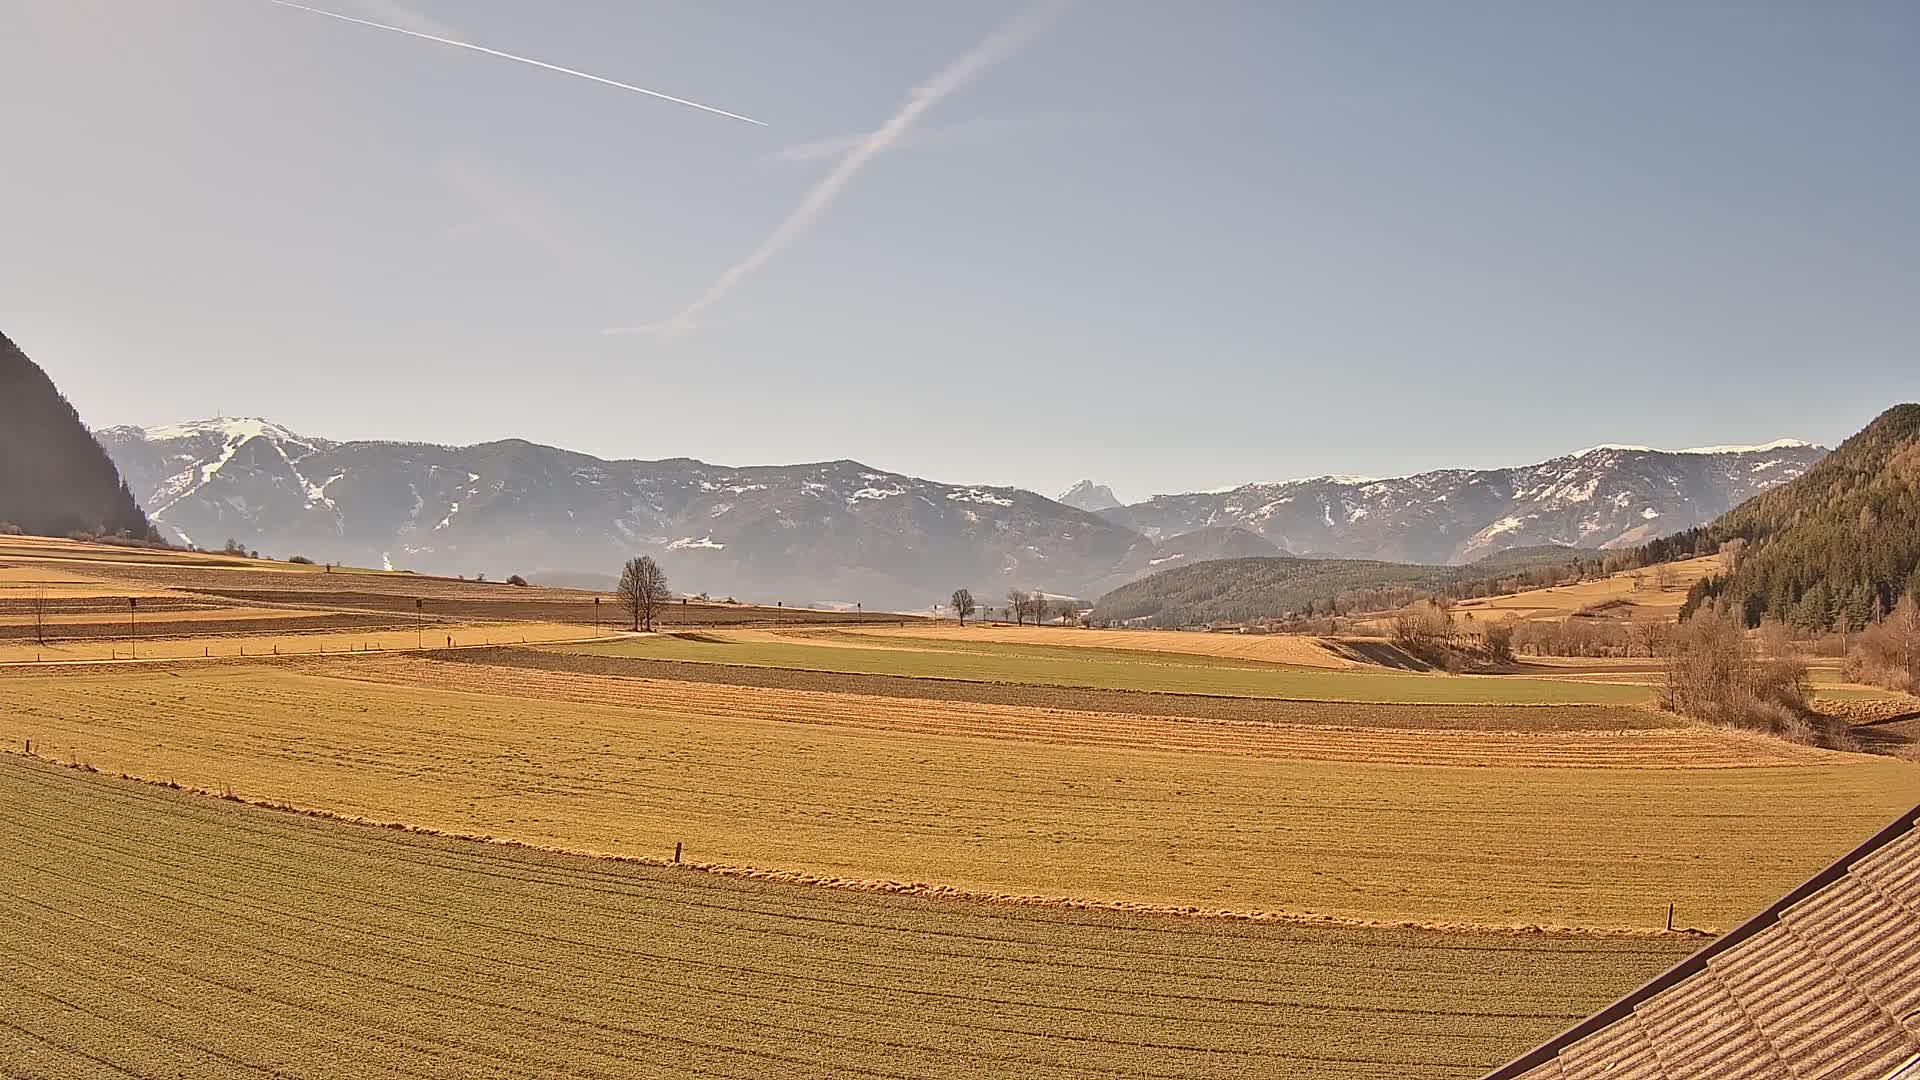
[139,417,301,444]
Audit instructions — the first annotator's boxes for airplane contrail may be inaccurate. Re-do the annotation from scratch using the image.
[630,1,1068,337]
[267,0,767,126]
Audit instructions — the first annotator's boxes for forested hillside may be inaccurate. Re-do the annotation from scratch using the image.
[1681,404,1920,628]
[1090,557,1465,627]
[1089,544,1607,627]
[0,332,149,539]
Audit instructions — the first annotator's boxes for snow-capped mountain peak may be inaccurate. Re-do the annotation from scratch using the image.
[1573,438,1812,457]
[1058,480,1123,512]
[126,417,310,445]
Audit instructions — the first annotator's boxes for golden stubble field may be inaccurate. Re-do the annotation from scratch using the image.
[0,536,907,661]
[6,660,1915,932]
[0,619,603,663]
[1448,554,1728,624]
[0,755,1700,1080]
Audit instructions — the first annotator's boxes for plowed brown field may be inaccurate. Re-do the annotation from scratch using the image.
[0,755,1698,1080]
[5,662,1916,931]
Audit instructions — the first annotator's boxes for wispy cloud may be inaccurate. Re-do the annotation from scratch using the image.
[600,311,759,338]
[440,164,573,260]
[619,1,1070,339]
[267,0,767,126]
[761,111,1088,166]
[440,163,640,307]
[343,0,454,39]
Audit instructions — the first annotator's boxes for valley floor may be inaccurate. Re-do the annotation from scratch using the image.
[6,658,1915,931]
[4,539,1919,1078]
[0,755,1696,1080]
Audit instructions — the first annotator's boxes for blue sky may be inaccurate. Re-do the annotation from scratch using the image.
[3,1,1915,502]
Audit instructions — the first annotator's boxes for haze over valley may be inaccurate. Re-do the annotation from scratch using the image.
[101,416,1824,609]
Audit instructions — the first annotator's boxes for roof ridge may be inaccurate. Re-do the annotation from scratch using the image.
[1482,805,1920,1079]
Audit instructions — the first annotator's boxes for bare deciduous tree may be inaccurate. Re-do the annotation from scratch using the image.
[1718,538,1747,570]
[1631,620,1669,659]
[31,586,47,645]
[1029,591,1049,627]
[1660,610,1811,737]
[1483,617,1516,663]
[951,588,976,626]
[1847,595,1920,694]
[1390,599,1453,651]
[1007,589,1029,626]
[618,556,672,631]
[1652,562,1677,591]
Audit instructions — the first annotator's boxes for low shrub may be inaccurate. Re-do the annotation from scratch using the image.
[1660,612,1818,741]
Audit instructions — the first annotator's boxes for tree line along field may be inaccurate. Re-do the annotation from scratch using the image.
[6,661,1916,932]
[0,755,1701,1080]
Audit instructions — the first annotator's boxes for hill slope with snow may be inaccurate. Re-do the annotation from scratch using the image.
[1099,443,1824,564]
[98,419,1823,605]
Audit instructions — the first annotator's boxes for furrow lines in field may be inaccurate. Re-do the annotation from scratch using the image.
[3,758,1619,1079]
[0,763,1690,970]
[0,904,1072,1080]
[4,665,1914,929]
[0,802,1605,1032]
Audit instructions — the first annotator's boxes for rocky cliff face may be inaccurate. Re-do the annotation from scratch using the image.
[1058,480,1123,513]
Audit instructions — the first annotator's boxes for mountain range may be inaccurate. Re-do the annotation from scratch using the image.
[1097,440,1824,566]
[96,418,1825,609]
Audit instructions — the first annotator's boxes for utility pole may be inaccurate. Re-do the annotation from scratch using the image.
[128,597,138,658]
[415,597,424,650]
[594,596,601,634]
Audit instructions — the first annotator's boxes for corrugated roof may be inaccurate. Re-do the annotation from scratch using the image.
[1487,805,1920,1080]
